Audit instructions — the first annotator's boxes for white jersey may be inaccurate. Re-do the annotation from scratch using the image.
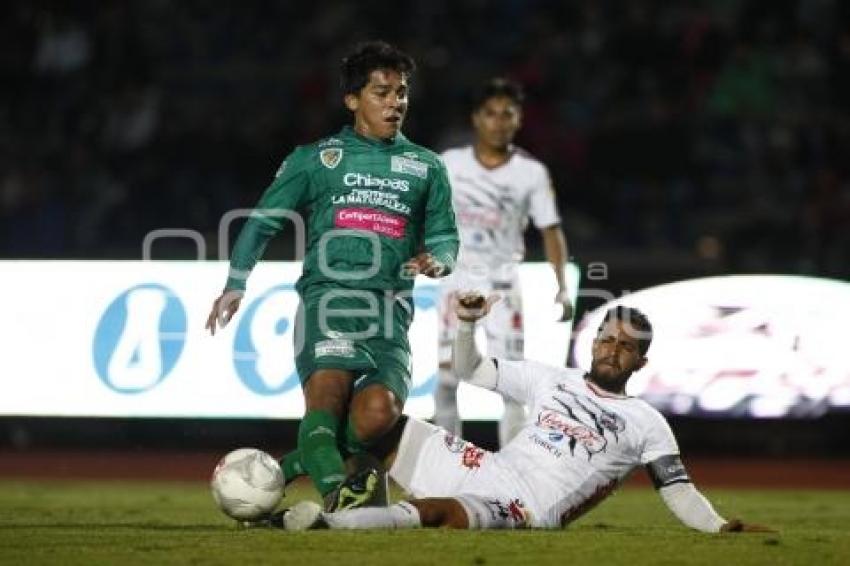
[441,146,560,273]
[492,361,680,527]
[390,361,681,529]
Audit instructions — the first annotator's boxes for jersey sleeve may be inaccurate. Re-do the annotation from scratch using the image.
[224,148,310,291]
[252,147,311,229]
[640,408,681,465]
[528,163,560,229]
[422,158,459,273]
[496,359,557,405]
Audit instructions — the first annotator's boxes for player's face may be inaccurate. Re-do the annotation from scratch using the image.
[346,68,409,140]
[590,320,647,391]
[472,96,522,150]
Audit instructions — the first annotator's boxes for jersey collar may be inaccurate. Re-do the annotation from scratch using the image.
[342,125,407,147]
[471,144,517,171]
[583,375,629,399]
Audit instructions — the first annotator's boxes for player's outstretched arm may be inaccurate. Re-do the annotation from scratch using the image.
[648,456,774,534]
[454,291,500,322]
[451,292,501,390]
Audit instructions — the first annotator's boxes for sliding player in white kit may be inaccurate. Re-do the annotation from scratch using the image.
[436,78,573,446]
[283,293,772,533]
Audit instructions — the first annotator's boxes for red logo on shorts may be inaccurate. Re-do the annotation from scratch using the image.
[507,499,527,523]
[462,445,485,469]
[511,312,523,330]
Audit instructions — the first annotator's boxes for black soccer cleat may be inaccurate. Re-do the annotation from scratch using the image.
[323,468,380,512]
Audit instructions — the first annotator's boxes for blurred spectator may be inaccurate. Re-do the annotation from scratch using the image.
[1,0,847,279]
[33,12,91,76]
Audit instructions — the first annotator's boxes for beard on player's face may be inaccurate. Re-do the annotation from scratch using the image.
[587,322,646,393]
[589,356,633,389]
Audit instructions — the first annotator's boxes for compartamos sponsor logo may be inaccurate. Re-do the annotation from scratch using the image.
[335,207,408,239]
[343,172,410,191]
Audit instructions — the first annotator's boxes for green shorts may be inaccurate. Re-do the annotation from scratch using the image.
[294,286,413,403]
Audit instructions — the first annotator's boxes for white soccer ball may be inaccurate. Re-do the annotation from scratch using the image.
[211,448,285,520]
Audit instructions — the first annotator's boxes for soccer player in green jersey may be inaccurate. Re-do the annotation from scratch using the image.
[205,41,459,512]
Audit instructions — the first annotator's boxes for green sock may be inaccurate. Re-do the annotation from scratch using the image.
[342,416,372,456]
[298,410,346,497]
[279,450,305,484]
[341,417,389,506]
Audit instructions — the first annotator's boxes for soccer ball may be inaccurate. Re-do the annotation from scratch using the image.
[211,448,285,520]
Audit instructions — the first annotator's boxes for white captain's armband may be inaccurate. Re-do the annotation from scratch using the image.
[647,454,691,489]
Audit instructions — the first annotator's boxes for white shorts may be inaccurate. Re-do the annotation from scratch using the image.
[437,270,524,365]
[389,418,531,529]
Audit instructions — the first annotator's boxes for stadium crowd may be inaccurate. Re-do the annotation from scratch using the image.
[2,0,848,278]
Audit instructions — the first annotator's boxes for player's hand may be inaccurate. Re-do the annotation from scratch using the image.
[720,519,776,533]
[205,290,244,336]
[555,289,573,322]
[454,291,500,322]
[403,253,446,278]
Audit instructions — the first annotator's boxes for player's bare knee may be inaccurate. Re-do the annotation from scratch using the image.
[442,501,470,528]
[350,386,401,441]
[304,369,354,414]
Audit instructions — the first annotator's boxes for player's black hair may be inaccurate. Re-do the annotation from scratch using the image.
[597,306,653,356]
[470,77,525,111]
[340,41,416,95]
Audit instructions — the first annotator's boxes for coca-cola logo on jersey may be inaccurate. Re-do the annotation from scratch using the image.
[456,208,502,228]
[536,409,607,455]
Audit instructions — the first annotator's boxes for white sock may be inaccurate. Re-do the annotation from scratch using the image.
[324,501,422,530]
[434,370,461,436]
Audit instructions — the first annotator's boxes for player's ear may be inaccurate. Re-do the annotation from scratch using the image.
[344,93,360,113]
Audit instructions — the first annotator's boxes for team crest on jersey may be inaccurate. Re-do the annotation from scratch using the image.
[320,148,343,169]
[391,155,428,179]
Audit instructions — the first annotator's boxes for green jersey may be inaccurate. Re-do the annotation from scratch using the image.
[226,126,458,294]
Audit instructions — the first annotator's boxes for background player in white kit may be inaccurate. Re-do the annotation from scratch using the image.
[437,78,573,445]
[284,293,771,533]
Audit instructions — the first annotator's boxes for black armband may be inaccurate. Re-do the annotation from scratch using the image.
[646,454,691,489]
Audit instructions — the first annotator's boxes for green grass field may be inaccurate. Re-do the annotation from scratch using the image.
[0,480,847,565]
